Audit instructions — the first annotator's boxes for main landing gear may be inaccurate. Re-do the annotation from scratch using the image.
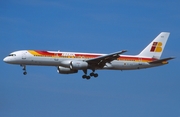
[21,65,27,75]
[82,69,98,80]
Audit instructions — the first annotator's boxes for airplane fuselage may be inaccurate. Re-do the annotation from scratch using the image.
[3,50,163,70]
[3,32,174,79]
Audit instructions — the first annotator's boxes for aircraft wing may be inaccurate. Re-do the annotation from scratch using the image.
[85,50,127,68]
[149,57,175,64]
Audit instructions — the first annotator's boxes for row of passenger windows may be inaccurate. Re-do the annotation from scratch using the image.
[34,55,137,61]
[34,55,139,62]
[34,55,52,57]
[119,59,135,61]
[34,55,93,59]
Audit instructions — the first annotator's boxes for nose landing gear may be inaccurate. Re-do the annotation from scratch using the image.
[21,65,27,75]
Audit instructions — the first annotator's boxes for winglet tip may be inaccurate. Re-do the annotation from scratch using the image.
[170,56,175,59]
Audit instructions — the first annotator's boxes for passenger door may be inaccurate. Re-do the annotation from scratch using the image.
[22,52,26,60]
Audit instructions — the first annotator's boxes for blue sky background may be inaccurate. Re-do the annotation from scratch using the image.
[0,0,180,117]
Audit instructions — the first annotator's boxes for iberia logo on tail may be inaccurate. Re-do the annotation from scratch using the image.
[150,42,162,52]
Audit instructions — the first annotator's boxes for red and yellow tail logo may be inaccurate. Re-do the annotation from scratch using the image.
[150,42,162,52]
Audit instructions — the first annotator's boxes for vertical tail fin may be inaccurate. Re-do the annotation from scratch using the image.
[138,32,170,59]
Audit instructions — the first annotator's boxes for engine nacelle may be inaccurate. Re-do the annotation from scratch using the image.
[57,66,78,74]
[70,61,88,70]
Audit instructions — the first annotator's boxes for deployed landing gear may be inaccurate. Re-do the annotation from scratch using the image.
[82,69,98,80]
[82,75,90,79]
[82,69,90,80]
[90,69,98,78]
[21,65,27,75]
[90,72,98,78]
[23,71,27,75]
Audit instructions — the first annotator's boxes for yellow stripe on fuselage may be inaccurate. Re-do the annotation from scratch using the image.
[28,50,41,56]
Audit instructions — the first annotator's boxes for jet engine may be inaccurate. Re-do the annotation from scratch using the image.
[70,61,88,70]
[57,66,78,74]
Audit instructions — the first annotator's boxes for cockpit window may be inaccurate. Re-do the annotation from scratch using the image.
[8,54,16,56]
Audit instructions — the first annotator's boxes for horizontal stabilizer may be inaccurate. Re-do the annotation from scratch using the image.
[149,57,175,64]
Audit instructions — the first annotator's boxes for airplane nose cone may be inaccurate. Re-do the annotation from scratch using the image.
[3,57,9,63]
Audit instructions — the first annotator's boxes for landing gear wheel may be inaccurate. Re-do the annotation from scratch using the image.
[94,73,98,78]
[82,75,90,80]
[23,72,27,75]
[86,76,90,80]
[90,72,94,76]
[90,72,98,78]
[82,75,86,79]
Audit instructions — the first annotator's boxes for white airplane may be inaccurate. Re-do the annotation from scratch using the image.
[3,32,174,79]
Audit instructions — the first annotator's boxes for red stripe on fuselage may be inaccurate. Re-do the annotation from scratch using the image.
[32,50,156,62]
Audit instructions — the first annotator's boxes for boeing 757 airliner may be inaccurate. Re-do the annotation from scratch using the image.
[3,32,174,79]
